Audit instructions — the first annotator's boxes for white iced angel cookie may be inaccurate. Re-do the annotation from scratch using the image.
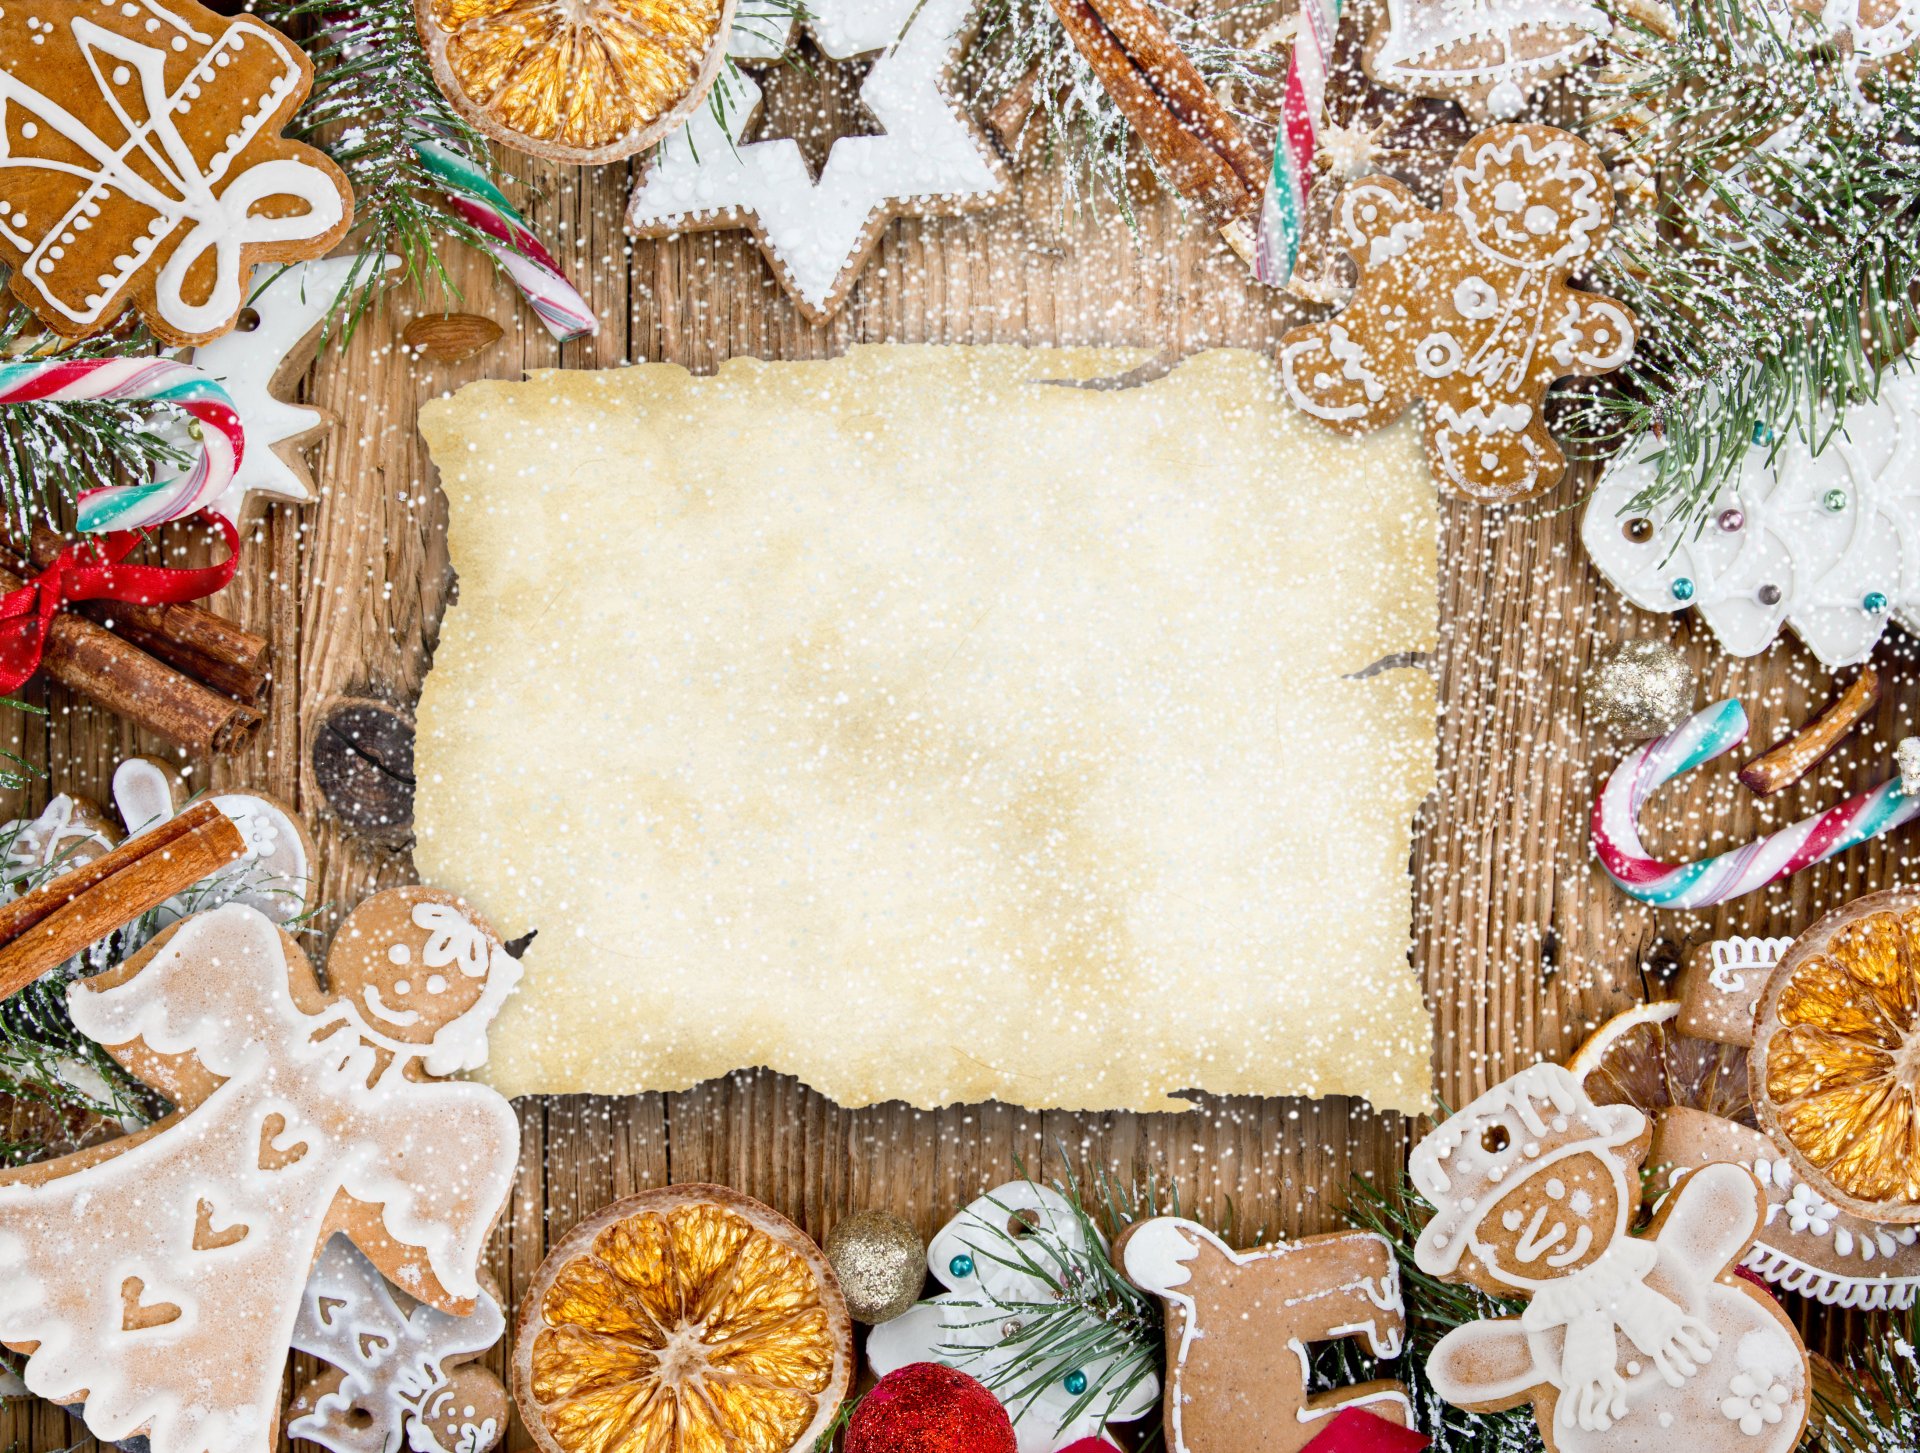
[866,1183,1159,1452]
[1412,1064,1809,1453]
[0,890,521,1453]
[626,0,1007,322]
[0,0,352,345]
[1580,357,1920,669]
[1362,0,1610,119]
[181,255,402,525]
[1117,1218,1409,1453]
[290,1235,509,1453]
[111,757,315,923]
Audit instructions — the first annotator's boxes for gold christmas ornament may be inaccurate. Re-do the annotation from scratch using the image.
[824,1211,926,1325]
[1582,638,1698,740]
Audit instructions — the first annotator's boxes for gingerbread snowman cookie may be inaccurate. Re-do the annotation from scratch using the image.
[1279,124,1636,504]
[1412,1064,1809,1452]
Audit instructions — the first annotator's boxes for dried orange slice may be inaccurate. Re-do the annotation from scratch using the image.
[416,0,737,164]
[1753,890,1920,1224]
[512,1184,852,1453]
[1570,999,1755,1126]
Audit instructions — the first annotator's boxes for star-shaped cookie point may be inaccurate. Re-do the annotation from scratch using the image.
[626,0,1008,322]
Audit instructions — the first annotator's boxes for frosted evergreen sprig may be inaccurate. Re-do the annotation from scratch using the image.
[1571,0,1920,534]
[965,0,1285,221]
[1819,1306,1920,1452]
[255,0,508,336]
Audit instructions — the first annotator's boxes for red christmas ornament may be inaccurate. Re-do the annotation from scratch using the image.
[1301,1408,1432,1453]
[845,1363,1016,1453]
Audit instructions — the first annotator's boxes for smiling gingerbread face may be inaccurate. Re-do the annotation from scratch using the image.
[1450,128,1609,270]
[1465,1149,1625,1291]
[326,888,502,1047]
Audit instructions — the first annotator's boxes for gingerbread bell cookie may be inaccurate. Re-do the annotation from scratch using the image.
[0,887,521,1453]
[0,0,352,345]
[1118,1218,1410,1453]
[1279,123,1637,504]
[1411,1064,1810,1452]
[1362,0,1609,120]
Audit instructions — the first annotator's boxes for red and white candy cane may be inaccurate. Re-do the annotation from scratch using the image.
[0,357,242,533]
[1255,0,1342,286]
[1593,698,1920,909]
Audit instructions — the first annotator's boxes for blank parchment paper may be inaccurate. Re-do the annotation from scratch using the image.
[414,346,1438,1114]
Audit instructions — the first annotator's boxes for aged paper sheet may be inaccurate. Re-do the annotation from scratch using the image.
[415,347,1438,1113]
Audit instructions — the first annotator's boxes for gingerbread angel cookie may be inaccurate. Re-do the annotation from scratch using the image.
[1412,1064,1809,1453]
[1278,124,1637,504]
[0,0,353,345]
[0,887,521,1453]
[1118,1218,1410,1453]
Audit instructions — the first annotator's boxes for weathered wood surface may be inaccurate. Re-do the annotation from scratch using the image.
[0,74,1896,1453]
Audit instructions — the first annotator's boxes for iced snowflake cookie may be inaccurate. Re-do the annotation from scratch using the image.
[1413,1063,1809,1453]
[0,888,521,1453]
[1362,0,1609,120]
[290,1236,509,1453]
[0,0,352,345]
[1278,124,1636,503]
[1117,1218,1410,1453]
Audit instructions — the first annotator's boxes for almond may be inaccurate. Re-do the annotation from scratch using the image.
[402,313,503,363]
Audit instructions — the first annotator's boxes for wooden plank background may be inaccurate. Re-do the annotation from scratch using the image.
[2,48,1908,1450]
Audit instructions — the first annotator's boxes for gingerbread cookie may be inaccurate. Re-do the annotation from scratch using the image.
[1278,124,1637,503]
[1412,1064,1809,1453]
[1118,1218,1410,1453]
[0,887,521,1453]
[1677,936,1793,1047]
[1362,0,1609,119]
[0,0,353,345]
[1,792,119,884]
[290,1235,509,1453]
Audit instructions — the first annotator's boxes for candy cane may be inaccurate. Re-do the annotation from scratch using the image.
[1254,0,1341,286]
[0,358,243,533]
[1592,699,1920,909]
[413,139,598,342]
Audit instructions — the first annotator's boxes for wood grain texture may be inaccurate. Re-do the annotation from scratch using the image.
[0,86,1894,1452]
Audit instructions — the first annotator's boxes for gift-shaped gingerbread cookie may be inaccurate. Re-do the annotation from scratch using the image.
[1118,1217,1410,1453]
[0,887,522,1453]
[1278,124,1636,504]
[1411,1064,1810,1452]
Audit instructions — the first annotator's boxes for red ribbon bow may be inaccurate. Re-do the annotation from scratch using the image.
[0,510,241,694]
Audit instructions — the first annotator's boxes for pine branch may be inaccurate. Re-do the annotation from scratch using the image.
[256,0,511,337]
[1818,1304,1920,1452]
[1572,0,1920,533]
[964,0,1285,220]
[0,304,189,536]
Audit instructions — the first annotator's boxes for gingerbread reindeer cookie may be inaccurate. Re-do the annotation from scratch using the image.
[1119,1218,1410,1453]
[1411,1064,1809,1452]
[1278,124,1636,504]
[0,886,521,1453]
[0,0,352,345]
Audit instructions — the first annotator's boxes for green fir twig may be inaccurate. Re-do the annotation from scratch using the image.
[1572,0,1920,534]
[1817,1303,1920,1452]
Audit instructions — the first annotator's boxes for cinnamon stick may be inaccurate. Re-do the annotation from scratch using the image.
[1738,666,1882,795]
[22,527,270,703]
[1045,0,1264,224]
[0,800,245,1002]
[0,555,261,757]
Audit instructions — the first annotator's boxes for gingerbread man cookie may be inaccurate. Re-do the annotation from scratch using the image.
[1118,1218,1410,1453]
[1411,1064,1810,1453]
[1278,124,1637,504]
[0,0,353,345]
[0,887,521,1453]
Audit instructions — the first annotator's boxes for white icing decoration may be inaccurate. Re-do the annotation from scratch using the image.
[0,794,114,879]
[0,11,345,335]
[1370,0,1609,108]
[1708,937,1793,995]
[411,903,523,1078]
[1581,355,1920,669]
[290,1236,505,1453]
[0,903,519,1453]
[1720,1370,1792,1436]
[625,0,1006,317]
[867,1182,1159,1453]
[180,255,401,523]
[1119,1217,1408,1452]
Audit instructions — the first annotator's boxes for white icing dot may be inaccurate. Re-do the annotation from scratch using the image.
[1552,1117,1568,1132]
[427,975,449,994]
[9,212,25,228]
[1525,205,1559,235]
[35,258,52,273]
[111,65,130,84]
[388,943,412,965]
[1570,1189,1594,1215]
[119,2,138,13]
[18,122,34,140]
[170,36,185,50]
[1501,1209,1523,1231]
[394,980,411,995]
[1545,1178,1565,1199]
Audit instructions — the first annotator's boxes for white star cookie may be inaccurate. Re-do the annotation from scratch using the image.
[626,0,1007,321]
